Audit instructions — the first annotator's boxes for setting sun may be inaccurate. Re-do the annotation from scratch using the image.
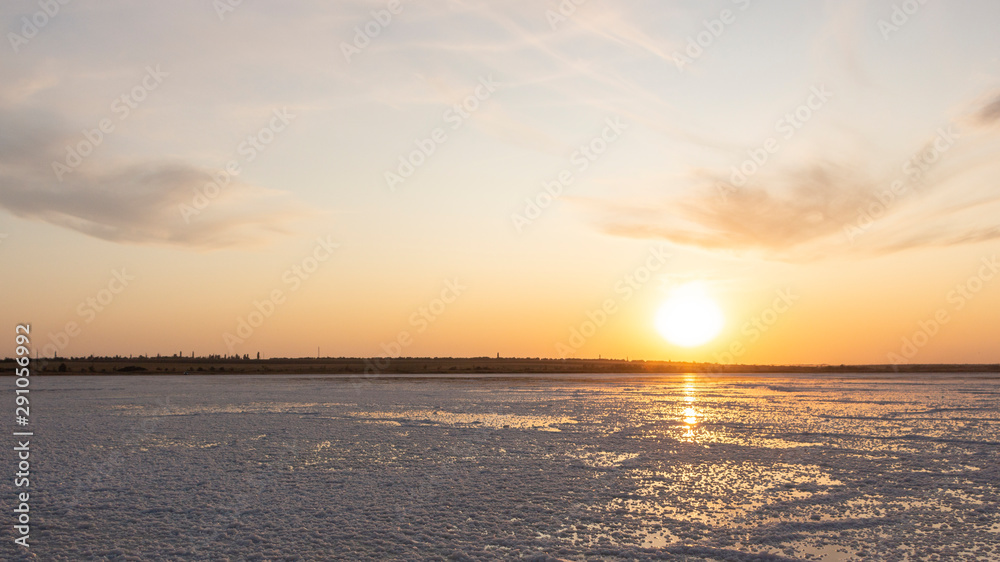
[655,283,725,347]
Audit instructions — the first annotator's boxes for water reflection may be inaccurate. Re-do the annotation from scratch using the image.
[682,377,699,441]
[683,407,698,425]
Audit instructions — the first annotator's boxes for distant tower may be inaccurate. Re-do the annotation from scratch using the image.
[497,352,500,359]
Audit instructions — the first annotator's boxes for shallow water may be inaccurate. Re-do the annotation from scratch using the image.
[6,373,999,560]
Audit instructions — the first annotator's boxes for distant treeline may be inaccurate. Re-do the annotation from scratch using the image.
[2,356,998,375]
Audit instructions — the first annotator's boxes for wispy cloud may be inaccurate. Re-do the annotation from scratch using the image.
[597,161,873,260]
[595,93,1000,261]
[1,163,304,249]
[974,91,1000,126]
[0,102,306,250]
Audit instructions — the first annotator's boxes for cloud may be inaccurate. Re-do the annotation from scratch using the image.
[595,117,1000,261]
[598,161,874,259]
[873,224,1000,256]
[0,104,307,250]
[974,91,1000,125]
[1,163,305,249]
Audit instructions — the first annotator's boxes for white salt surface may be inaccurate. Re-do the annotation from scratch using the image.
[4,373,999,561]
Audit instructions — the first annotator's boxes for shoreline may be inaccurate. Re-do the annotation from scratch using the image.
[4,356,999,376]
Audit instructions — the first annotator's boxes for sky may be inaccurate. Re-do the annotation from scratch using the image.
[2,0,999,365]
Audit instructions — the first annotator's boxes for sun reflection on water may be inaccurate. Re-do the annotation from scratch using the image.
[682,376,699,441]
[683,407,698,425]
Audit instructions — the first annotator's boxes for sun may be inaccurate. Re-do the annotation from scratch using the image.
[655,282,725,347]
